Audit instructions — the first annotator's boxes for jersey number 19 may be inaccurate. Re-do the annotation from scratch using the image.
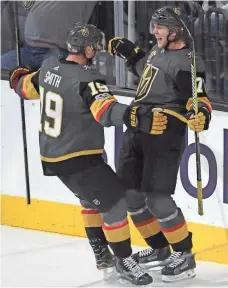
[39,86,63,138]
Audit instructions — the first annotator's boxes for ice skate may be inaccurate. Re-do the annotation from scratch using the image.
[161,251,196,282]
[133,246,171,269]
[116,255,153,285]
[89,238,115,270]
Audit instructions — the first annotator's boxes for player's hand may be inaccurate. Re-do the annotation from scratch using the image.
[9,66,32,91]
[186,106,211,132]
[108,37,145,67]
[124,106,167,135]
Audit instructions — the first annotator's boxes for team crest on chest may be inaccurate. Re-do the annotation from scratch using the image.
[135,64,159,102]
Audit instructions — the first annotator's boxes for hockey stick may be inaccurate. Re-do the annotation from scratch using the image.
[14,2,31,204]
[78,242,228,287]
[166,7,203,216]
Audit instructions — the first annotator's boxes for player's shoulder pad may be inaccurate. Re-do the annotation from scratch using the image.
[41,55,58,68]
[79,78,108,94]
[195,53,205,72]
[168,48,205,76]
[80,65,105,80]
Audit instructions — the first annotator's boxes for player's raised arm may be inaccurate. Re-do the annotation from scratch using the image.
[9,67,40,100]
[108,37,146,78]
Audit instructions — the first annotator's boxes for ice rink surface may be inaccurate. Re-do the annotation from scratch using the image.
[1,225,228,287]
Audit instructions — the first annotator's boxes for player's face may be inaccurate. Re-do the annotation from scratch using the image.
[153,24,169,48]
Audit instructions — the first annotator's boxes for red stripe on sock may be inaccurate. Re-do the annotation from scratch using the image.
[162,221,186,233]
[102,219,128,230]
[81,209,100,215]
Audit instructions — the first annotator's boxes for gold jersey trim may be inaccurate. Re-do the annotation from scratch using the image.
[41,149,104,162]
[21,72,40,100]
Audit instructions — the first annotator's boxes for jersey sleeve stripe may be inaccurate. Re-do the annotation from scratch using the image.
[91,98,117,121]
[20,72,40,100]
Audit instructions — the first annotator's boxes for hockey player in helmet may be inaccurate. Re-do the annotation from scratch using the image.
[66,22,106,61]
[9,22,170,286]
[108,7,212,283]
[149,7,186,49]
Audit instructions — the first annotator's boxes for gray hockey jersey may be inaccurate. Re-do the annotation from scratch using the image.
[37,56,119,162]
[135,45,206,110]
[15,55,128,166]
[30,56,127,163]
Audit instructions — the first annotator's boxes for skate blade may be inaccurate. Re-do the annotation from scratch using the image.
[140,261,162,271]
[118,277,152,287]
[162,269,196,283]
[78,269,118,287]
[97,260,116,270]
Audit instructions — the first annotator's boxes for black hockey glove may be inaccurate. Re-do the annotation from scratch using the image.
[9,66,33,92]
[123,106,167,135]
[108,37,145,69]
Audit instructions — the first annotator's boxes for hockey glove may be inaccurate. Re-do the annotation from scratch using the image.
[108,37,145,67]
[9,66,32,92]
[123,106,167,135]
[186,108,211,132]
[186,97,212,132]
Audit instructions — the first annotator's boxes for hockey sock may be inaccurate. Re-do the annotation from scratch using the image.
[102,218,132,258]
[129,206,169,249]
[158,208,192,252]
[81,209,107,245]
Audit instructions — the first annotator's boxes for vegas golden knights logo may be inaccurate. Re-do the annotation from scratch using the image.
[173,7,181,16]
[79,27,89,37]
[23,1,35,9]
[135,64,159,102]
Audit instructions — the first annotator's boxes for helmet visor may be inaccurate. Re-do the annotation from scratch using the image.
[150,7,181,34]
[149,16,170,34]
[149,19,154,34]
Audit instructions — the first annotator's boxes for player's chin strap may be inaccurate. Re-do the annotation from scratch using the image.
[152,108,187,124]
[163,25,178,49]
[82,46,97,65]
[165,28,174,49]
[165,26,184,50]
[84,51,94,66]
[86,58,93,66]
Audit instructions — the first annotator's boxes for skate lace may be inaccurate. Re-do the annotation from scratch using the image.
[138,247,154,257]
[123,256,145,279]
[166,252,184,268]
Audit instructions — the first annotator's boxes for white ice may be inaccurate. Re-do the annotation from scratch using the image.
[1,225,228,287]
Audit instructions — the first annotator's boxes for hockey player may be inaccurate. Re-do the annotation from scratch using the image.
[108,7,212,282]
[9,22,169,286]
